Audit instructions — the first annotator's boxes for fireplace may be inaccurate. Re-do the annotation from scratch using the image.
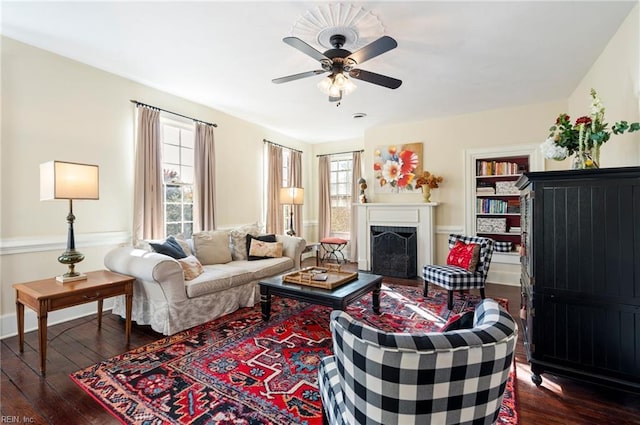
[371,226,417,278]
[355,203,436,275]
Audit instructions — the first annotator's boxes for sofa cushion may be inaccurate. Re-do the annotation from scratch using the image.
[150,236,187,259]
[193,230,232,265]
[185,264,254,298]
[229,223,262,261]
[233,257,294,280]
[246,234,277,260]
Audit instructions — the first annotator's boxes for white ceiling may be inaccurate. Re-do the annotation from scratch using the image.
[1,1,636,143]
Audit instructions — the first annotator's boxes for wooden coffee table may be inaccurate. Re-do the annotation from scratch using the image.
[259,271,383,321]
[13,270,134,375]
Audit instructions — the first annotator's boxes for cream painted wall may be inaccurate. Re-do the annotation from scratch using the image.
[0,37,311,336]
[568,3,640,168]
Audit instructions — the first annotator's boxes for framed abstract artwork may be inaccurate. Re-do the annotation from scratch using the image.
[373,142,424,193]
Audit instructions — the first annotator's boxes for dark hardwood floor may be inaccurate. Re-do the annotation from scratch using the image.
[2,259,639,424]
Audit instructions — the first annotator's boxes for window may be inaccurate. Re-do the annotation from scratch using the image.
[329,156,353,234]
[161,118,194,237]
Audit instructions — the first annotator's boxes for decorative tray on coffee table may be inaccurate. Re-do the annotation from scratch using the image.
[282,264,357,289]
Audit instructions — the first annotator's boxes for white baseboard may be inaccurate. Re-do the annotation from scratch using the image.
[0,299,115,340]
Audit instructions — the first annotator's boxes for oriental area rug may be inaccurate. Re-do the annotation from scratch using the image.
[71,284,518,425]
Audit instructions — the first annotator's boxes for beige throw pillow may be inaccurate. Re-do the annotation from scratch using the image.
[249,240,283,259]
[192,230,232,265]
[178,255,204,281]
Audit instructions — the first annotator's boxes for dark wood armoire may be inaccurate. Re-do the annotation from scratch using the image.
[516,166,640,392]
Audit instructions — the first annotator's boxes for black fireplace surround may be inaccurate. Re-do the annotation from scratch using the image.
[370,226,417,278]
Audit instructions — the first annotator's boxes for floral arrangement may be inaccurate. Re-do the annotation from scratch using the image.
[414,170,443,189]
[541,89,639,167]
[373,145,419,191]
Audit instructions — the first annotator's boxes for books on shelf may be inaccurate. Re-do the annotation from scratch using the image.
[477,198,509,214]
[476,160,521,176]
[509,226,522,233]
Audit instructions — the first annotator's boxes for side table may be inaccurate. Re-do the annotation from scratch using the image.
[301,242,320,266]
[13,270,134,376]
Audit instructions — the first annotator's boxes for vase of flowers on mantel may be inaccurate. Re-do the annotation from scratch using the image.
[415,171,443,202]
[541,89,639,169]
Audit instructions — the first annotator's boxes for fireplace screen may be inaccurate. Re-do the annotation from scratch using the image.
[370,226,417,278]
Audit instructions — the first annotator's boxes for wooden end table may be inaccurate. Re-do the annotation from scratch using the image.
[13,270,134,376]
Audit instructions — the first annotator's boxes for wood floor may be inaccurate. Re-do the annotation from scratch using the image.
[2,260,639,424]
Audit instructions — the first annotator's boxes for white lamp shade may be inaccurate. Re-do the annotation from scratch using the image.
[40,161,99,200]
[280,187,304,205]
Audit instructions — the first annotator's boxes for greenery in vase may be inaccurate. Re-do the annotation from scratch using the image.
[541,89,639,165]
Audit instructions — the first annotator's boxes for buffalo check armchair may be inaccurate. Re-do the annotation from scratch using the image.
[318,298,517,425]
[423,234,495,310]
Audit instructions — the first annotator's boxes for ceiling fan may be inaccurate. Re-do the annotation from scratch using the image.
[272,34,402,102]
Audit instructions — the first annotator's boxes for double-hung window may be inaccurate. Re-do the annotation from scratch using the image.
[329,155,353,235]
[161,118,194,237]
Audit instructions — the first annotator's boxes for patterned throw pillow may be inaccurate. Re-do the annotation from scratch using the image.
[248,240,283,259]
[446,241,481,272]
[246,234,277,260]
[178,255,204,281]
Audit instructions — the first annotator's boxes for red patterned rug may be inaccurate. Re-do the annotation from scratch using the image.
[71,284,518,424]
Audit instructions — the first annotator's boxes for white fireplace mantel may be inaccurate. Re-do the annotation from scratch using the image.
[355,203,437,275]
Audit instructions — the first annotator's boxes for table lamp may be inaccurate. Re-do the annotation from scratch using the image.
[279,187,304,236]
[40,161,99,282]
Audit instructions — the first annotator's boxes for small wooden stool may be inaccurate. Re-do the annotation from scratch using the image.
[320,237,348,264]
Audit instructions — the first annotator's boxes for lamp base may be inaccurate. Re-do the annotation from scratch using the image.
[56,273,87,284]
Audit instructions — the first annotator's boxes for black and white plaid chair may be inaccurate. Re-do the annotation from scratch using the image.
[422,234,495,310]
[318,298,517,425]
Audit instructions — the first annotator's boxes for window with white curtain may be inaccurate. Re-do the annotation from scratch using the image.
[329,155,353,234]
[161,117,194,237]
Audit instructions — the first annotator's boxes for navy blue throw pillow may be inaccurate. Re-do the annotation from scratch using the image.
[246,234,277,261]
[150,236,187,259]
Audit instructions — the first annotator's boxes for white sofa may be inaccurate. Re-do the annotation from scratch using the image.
[105,233,305,335]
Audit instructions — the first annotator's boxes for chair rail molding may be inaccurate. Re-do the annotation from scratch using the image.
[0,231,131,255]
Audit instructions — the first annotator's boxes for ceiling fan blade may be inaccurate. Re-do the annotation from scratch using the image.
[283,37,331,62]
[349,69,402,89]
[346,36,398,65]
[272,70,327,84]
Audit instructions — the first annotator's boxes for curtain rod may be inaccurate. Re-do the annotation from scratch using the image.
[316,149,364,157]
[130,100,218,127]
[263,139,303,154]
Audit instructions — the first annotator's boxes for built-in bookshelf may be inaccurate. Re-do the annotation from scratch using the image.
[473,156,528,253]
[464,145,543,285]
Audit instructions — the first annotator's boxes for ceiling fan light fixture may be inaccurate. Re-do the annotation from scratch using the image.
[318,72,357,98]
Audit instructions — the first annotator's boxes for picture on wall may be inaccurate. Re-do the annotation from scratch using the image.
[373,142,424,193]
